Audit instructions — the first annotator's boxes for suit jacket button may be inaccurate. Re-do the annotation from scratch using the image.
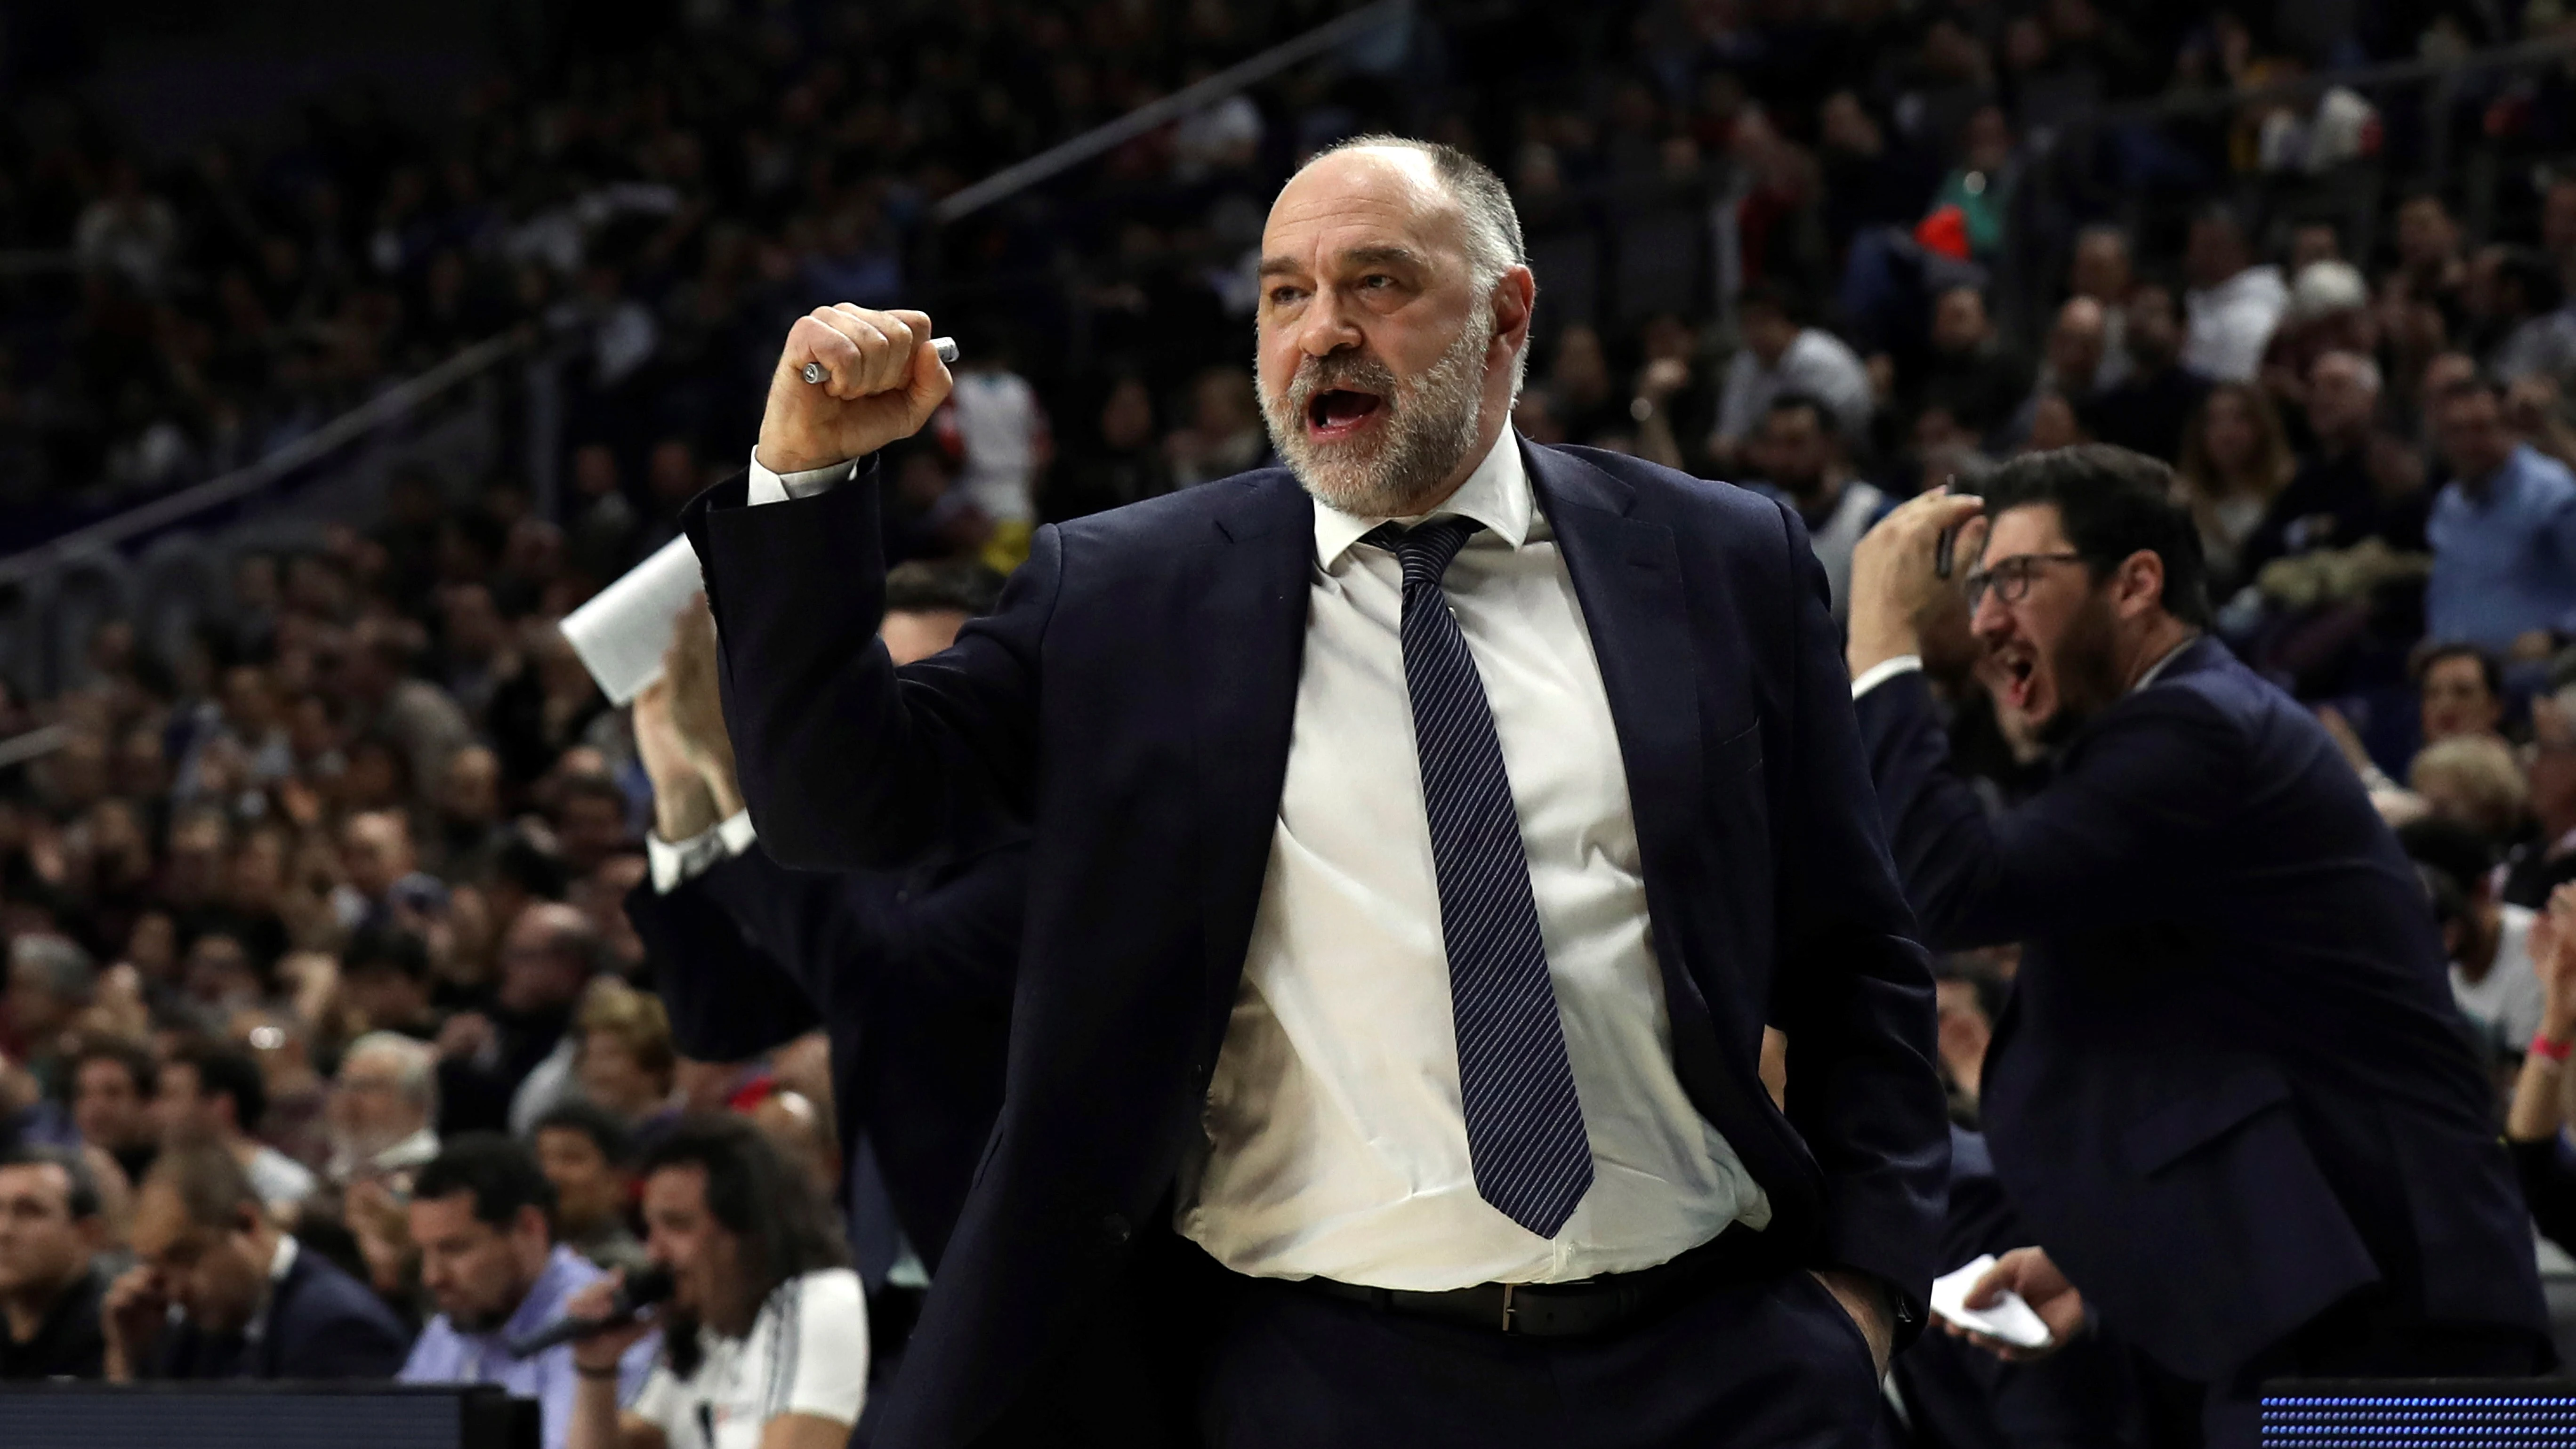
[1101,1212,1131,1245]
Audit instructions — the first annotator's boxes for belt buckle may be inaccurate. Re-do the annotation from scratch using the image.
[1499,1283,1516,1334]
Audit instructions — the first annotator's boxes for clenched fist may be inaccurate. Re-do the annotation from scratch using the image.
[756,305,954,475]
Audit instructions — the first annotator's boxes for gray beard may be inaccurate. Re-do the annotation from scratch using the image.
[1261,309,1493,518]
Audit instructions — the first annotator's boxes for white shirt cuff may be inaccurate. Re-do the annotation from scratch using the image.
[746,448,862,506]
[1850,655,1924,700]
[646,810,758,892]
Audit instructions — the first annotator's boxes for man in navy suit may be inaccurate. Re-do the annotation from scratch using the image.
[623,580,1019,1280]
[102,1140,411,1380]
[1845,445,2549,1448]
[684,136,1948,1449]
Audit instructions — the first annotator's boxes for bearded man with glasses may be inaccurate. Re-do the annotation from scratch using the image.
[1845,443,2551,1449]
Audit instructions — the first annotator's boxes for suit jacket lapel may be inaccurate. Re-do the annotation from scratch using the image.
[1527,443,1731,1112]
[1188,471,1315,1053]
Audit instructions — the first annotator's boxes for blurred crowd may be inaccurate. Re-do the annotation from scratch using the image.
[4,0,2576,1441]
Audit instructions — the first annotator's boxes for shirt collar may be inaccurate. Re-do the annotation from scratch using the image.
[1312,428,1533,568]
[2132,635,2198,693]
[501,1246,594,1340]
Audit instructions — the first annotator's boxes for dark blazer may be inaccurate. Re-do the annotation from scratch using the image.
[683,438,1948,1448]
[153,1239,411,1379]
[1856,637,2547,1382]
[1894,1127,2147,1449]
[627,839,1021,1270]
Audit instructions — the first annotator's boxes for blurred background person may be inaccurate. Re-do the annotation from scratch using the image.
[152,1040,315,1214]
[401,1134,655,1449]
[0,1145,110,1379]
[565,1117,866,1449]
[103,1142,407,1380]
[532,1101,647,1276]
[325,1031,442,1190]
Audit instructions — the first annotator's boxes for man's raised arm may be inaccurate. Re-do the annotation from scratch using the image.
[684,306,1045,870]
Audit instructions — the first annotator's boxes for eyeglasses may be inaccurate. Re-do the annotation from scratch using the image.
[1964,552,2086,610]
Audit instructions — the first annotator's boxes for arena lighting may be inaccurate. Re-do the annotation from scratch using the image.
[2261,1381,2576,1447]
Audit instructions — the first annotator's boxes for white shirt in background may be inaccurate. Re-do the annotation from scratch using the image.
[937,370,1049,525]
[2182,265,2288,382]
[2454,903,2548,1055]
[630,1268,869,1449]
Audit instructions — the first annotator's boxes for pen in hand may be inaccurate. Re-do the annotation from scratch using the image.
[804,336,958,385]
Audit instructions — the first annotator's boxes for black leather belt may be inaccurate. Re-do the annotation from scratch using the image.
[1294,1227,1778,1338]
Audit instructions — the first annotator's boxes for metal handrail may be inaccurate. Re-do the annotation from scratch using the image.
[931,0,1414,226]
[0,329,531,589]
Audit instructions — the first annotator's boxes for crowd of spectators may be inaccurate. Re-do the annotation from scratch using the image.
[5,0,2576,1438]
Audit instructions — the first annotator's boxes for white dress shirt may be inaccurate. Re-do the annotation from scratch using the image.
[744,434,1766,1291]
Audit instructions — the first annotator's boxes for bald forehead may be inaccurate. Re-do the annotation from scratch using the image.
[1264,147,1467,263]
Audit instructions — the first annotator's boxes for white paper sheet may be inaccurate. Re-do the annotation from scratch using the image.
[560,534,705,705]
[1929,1253,2056,1350]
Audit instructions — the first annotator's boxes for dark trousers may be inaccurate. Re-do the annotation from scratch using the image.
[1197,1267,1885,1449]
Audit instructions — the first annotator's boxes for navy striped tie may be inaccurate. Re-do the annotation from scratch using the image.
[1370,517,1594,1239]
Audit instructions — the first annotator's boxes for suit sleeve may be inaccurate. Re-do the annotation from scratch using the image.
[282,1300,412,1378]
[1766,502,1950,1330]
[1853,668,2244,949]
[692,845,1026,1016]
[684,466,1059,871]
[627,878,822,1063]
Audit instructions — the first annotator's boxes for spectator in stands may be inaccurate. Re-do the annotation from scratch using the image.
[532,1102,645,1275]
[335,808,448,934]
[229,1007,329,1173]
[2079,284,2206,463]
[0,1144,109,1379]
[550,774,633,879]
[326,1031,442,1189]
[2402,816,2548,1055]
[2415,642,2508,744]
[341,927,444,1040]
[2069,225,2136,386]
[153,1041,315,1212]
[2425,376,2576,656]
[1914,284,2031,446]
[438,902,604,1136]
[2393,187,2470,329]
[2470,245,2576,384]
[2019,297,2114,438]
[4,936,91,1097]
[572,979,677,1133]
[1162,364,1268,490]
[104,1141,407,1381]
[565,1116,867,1449]
[939,348,1054,569]
[1710,279,1873,470]
[2505,676,2576,907]
[2181,204,2288,383]
[68,1038,158,1189]
[334,620,475,798]
[1049,375,1172,521]
[402,1134,654,1449]
[2410,734,2534,846]
[2177,382,2296,590]
[432,743,511,881]
[2243,350,2398,575]
[1748,393,1894,617]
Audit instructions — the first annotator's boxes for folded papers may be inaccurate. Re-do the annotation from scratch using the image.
[560,534,704,705]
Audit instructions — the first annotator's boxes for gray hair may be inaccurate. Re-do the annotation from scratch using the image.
[9,935,94,1003]
[1300,134,1532,394]
[343,1030,440,1118]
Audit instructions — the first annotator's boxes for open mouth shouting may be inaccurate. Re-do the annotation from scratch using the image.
[1306,386,1388,443]
[1994,644,2040,714]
